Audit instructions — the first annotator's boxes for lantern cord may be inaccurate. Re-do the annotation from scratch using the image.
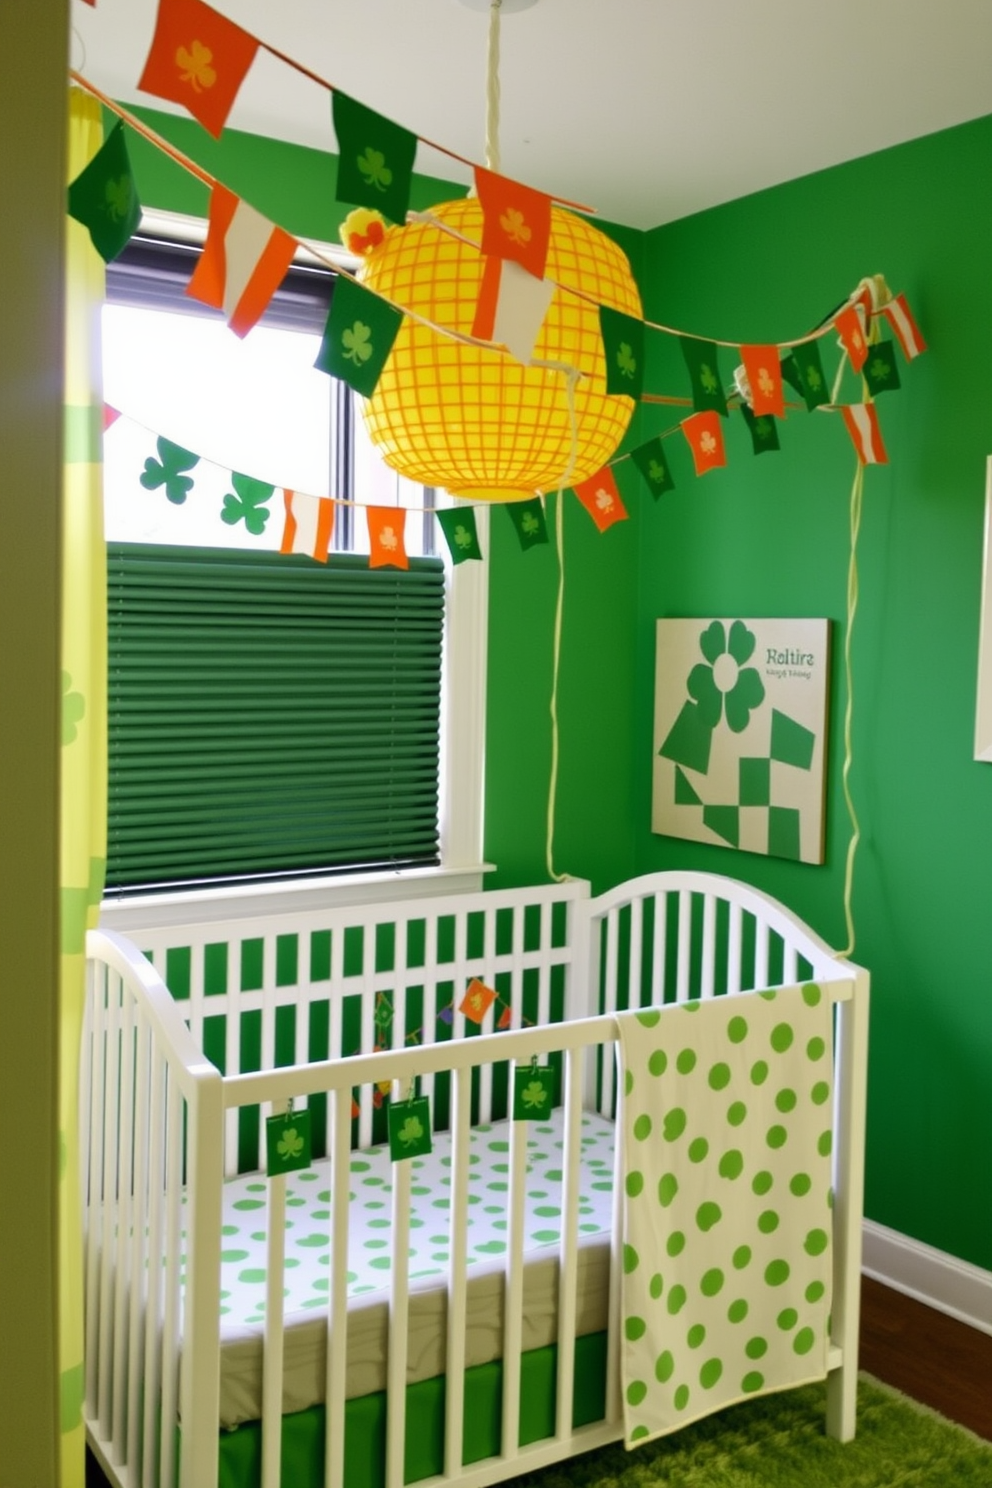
[546,368,582,885]
[837,457,863,960]
[486,0,502,175]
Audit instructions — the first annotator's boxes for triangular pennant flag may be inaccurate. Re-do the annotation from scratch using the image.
[315,275,403,398]
[474,167,552,279]
[103,405,122,430]
[186,184,297,337]
[834,304,868,372]
[367,507,409,568]
[788,340,830,410]
[741,405,781,455]
[67,120,141,264]
[471,254,553,365]
[459,978,498,1024]
[862,340,901,396]
[739,344,784,417]
[436,507,483,564]
[572,467,629,532]
[599,306,645,399]
[281,490,335,561]
[679,337,728,416]
[681,410,727,476]
[332,91,417,226]
[881,293,926,360]
[137,0,259,138]
[505,497,548,551]
[841,403,888,465]
[630,436,676,499]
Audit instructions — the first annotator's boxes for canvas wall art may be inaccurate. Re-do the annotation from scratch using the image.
[653,617,830,863]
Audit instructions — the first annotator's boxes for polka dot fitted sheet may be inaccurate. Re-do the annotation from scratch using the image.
[203,1108,616,1426]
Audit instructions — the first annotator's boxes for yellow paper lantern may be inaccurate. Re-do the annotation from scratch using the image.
[358,197,642,502]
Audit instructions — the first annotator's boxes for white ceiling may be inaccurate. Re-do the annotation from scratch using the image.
[73,0,992,230]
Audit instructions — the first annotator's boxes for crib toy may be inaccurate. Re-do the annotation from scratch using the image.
[81,869,869,1488]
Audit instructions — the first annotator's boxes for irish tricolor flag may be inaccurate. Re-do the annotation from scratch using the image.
[187,184,297,337]
[841,402,888,465]
[881,293,926,361]
[280,490,335,562]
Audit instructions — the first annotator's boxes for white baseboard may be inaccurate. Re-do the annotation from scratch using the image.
[862,1219,992,1337]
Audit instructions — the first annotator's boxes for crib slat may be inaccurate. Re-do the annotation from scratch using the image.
[84,960,106,1420]
[325,1087,352,1488]
[97,965,121,1435]
[501,1089,529,1465]
[605,1036,625,1425]
[755,916,770,991]
[111,985,136,1449]
[651,892,667,1006]
[675,891,692,1002]
[555,1046,584,1442]
[224,940,243,1176]
[600,910,618,1114]
[258,935,279,1170]
[386,1149,412,1488]
[627,897,643,1011]
[783,941,799,986]
[700,893,717,999]
[536,899,552,1030]
[444,1068,472,1476]
[359,925,377,1152]
[126,1013,151,1476]
[261,1167,287,1488]
[159,1075,183,1488]
[727,901,743,994]
[477,905,496,1124]
[142,1050,165,1488]
[420,909,439,1112]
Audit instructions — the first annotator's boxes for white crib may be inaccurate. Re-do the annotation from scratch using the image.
[81,870,869,1488]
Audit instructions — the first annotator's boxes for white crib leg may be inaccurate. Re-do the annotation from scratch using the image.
[825,972,870,1442]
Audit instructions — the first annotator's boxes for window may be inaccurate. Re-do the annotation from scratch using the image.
[100,226,487,898]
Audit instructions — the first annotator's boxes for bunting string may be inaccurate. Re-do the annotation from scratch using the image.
[837,458,864,960]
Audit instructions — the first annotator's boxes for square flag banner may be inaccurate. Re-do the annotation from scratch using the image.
[653,618,830,863]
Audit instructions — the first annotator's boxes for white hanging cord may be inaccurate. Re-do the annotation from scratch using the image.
[837,458,864,959]
[545,370,582,884]
[485,0,502,173]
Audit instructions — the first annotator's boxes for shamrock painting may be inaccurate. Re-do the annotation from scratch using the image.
[652,618,829,863]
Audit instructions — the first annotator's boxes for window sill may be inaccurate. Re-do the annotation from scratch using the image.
[98,862,496,935]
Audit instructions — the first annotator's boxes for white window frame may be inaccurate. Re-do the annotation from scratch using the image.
[99,210,489,936]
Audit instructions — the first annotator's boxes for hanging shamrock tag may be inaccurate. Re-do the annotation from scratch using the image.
[387,1088,433,1161]
[266,1102,312,1177]
[513,1058,555,1121]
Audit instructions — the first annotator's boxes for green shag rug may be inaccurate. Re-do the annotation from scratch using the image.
[504,1376,992,1488]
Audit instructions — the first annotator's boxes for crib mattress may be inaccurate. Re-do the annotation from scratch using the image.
[198,1108,616,1429]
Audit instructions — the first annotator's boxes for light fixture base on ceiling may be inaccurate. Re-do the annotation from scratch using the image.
[459,0,538,12]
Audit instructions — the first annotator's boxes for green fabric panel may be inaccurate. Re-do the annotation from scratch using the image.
[213,1332,607,1488]
[59,1362,84,1433]
[60,886,90,956]
[63,403,103,465]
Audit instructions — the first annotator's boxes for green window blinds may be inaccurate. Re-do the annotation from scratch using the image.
[106,543,444,890]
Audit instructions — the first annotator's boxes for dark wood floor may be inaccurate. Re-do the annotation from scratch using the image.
[859,1275,992,1440]
[86,1276,992,1485]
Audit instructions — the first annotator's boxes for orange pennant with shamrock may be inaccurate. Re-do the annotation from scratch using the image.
[740,344,785,417]
[681,410,727,476]
[833,304,868,373]
[475,167,552,279]
[138,0,260,138]
[572,467,629,532]
[459,978,498,1025]
[367,507,409,570]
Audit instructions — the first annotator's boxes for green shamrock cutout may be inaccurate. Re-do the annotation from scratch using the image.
[105,176,133,222]
[61,671,85,746]
[221,473,275,535]
[699,363,719,394]
[276,1126,304,1161]
[342,321,373,365]
[617,342,637,379]
[139,437,201,505]
[648,458,667,486]
[397,1115,424,1148]
[521,511,539,535]
[357,147,392,192]
[521,1079,549,1111]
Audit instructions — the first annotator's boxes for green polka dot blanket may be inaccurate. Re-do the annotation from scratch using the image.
[616,983,834,1445]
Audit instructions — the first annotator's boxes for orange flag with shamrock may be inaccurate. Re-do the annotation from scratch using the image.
[367,507,409,570]
[833,304,869,373]
[681,411,727,476]
[459,979,498,1025]
[475,167,552,279]
[739,344,785,418]
[138,0,259,138]
[572,467,629,532]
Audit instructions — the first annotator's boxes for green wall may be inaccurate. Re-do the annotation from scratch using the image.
[634,117,992,1271]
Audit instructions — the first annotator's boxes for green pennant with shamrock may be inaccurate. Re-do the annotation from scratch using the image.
[862,339,901,396]
[506,497,549,551]
[387,1094,433,1161]
[332,91,417,226]
[741,405,781,455]
[266,1106,313,1176]
[600,306,645,398]
[679,336,728,416]
[436,507,483,563]
[630,435,676,498]
[785,341,830,410]
[67,119,141,264]
[316,275,403,398]
[513,1061,555,1120]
